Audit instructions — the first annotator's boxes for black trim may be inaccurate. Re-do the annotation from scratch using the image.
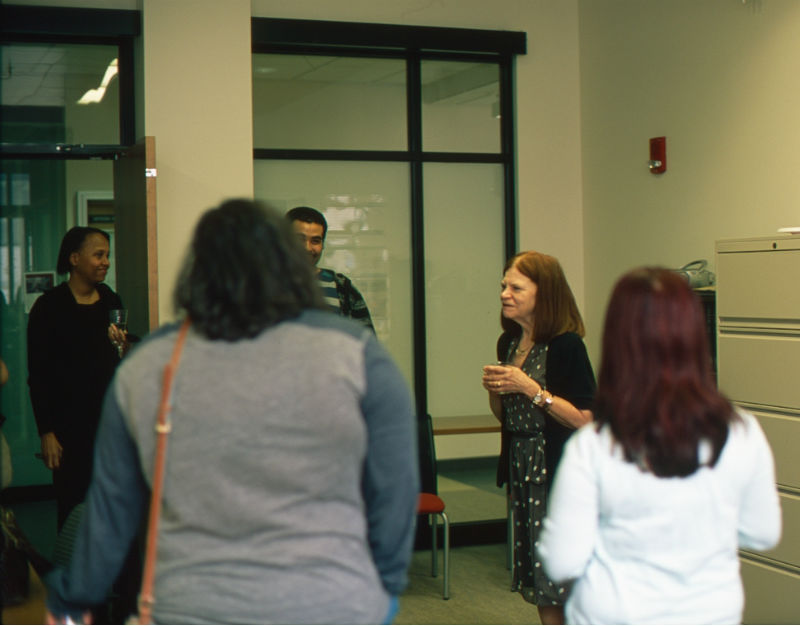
[118,35,137,146]
[1,5,140,38]
[407,52,428,420]
[254,43,406,60]
[253,149,411,162]
[254,43,504,65]
[0,144,123,160]
[253,148,506,164]
[252,17,525,55]
[411,152,506,164]
[500,56,518,259]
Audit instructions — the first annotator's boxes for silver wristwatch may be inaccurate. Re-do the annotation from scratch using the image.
[533,389,553,410]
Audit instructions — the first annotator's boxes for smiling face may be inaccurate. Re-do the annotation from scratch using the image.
[291,220,325,267]
[69,232,110,285]
[501,263,537,327]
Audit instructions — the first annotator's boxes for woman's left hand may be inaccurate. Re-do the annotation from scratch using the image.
[107,324,129,356]
[481,364,539,397]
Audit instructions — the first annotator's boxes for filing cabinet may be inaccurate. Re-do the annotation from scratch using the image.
[716,235,800,623]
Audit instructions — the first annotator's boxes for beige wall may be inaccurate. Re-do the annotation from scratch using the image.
[140,0,254,323]
[579,0,800,362]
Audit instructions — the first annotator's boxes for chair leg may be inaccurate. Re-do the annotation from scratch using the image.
[440,511,450,600]
[430,514,438,577]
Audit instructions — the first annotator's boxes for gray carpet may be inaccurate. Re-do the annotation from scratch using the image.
[396,543,542,625]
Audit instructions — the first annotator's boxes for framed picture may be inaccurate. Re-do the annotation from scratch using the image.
[24,271,55,313]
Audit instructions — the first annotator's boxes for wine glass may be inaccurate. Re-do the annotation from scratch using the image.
[109,309,128,358]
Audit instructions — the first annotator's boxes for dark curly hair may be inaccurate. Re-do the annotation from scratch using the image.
[174,199,325,340]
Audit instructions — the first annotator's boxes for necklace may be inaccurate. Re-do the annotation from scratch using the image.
[515,340,533,355]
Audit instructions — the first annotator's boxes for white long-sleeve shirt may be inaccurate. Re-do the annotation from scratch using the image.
[539,409,781,624]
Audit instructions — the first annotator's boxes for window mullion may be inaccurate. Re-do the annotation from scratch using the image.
[407,51,428,420]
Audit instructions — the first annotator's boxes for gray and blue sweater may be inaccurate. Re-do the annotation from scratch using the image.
[46,310,419,624]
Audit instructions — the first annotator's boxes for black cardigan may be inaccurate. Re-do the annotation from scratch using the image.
[495,330,596,487]
[27,282,122,448]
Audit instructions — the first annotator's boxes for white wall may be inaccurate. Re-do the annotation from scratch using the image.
[579,0,800,363]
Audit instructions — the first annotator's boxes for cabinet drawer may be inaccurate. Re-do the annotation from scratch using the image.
[751,411,800,490]
[750,491,800,565]
[741,558,800,624]
[717,248,800,324]
[718,334,800,409]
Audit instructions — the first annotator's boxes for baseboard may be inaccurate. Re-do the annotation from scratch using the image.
[1,484,55,505]
[415,518,506,550]
[438,456,499,474]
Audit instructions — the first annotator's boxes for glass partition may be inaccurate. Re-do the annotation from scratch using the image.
[1,43,121,145]
[421,60,500,153]
[253,54,407,151]
[253,159,414,389]
[423,162,506,418]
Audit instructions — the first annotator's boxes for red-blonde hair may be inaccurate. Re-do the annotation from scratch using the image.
[500,251,585,343]
[595,267,734,477]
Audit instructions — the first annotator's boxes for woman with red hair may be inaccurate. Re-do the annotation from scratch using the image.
[482,251,595,624]
[539,267,781,624]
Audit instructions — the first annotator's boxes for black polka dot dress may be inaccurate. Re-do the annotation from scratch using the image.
[502,338,570,607]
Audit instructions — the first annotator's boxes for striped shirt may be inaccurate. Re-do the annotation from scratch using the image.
[317,268,375,332]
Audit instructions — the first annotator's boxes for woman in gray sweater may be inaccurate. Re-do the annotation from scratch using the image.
[45,199,419,624]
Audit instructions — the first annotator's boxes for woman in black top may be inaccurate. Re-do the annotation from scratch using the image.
[482,251,596,625]
[27,227,125,529]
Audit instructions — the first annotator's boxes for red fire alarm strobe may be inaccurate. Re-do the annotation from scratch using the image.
[649,136,666,174]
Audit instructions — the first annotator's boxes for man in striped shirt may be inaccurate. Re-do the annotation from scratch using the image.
[287,206,375,332]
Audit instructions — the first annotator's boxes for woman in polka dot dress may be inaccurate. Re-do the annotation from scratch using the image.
[482,251,596,625]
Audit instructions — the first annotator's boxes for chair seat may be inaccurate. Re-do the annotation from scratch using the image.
[417,492,445,514]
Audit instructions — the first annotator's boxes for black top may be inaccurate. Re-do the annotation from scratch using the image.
[495,330,596,487]
[27,282,122,451]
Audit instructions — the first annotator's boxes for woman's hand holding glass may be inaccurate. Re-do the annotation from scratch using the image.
[108,309,129,358]
[482,362,540,396]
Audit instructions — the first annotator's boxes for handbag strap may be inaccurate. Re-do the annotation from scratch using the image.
[137,319,191,624]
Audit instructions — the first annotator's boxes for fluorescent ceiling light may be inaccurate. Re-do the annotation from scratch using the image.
[77,58,118,105]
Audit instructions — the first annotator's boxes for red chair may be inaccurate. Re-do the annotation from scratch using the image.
[417,414,450,599]
[417,492,450,599]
